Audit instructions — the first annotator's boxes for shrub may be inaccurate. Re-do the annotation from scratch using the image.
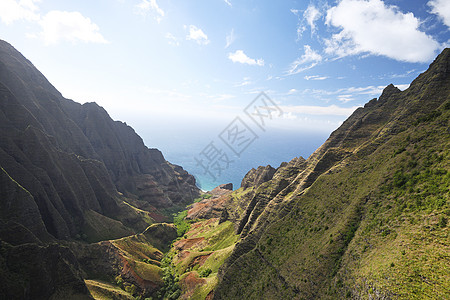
[173,210,190,237]
[443,101,450,110]
[115,275,124,289]
[158,253,182,300]
[125,284,137,296]
[199,268,212,278]
[414,110,442,125]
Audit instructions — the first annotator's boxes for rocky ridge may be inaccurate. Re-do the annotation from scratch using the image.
[0,40,200,299]
[210,49,450,299]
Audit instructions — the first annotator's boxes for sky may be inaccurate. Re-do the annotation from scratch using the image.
[1,0,449,189]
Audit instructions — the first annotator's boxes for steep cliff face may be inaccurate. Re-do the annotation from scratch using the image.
[240,165,276,189]
[214,49,450,299]
[0,40,200,244]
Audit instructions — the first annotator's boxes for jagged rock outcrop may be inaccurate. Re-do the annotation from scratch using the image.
[241,165,276,189]
[186,194,231,221]
[210,183,233,198]
[186,184,234,220]
[213,49,450,299]
[186,159,307,225]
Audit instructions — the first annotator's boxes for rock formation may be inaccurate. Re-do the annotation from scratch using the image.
[0,39,199,299]
[0,39,200,243]
[240,165,276,189]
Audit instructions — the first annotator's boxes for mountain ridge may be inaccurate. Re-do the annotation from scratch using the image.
[0,39,201,299]
[211,48,449,299]
[0,40,448,299]
[0,39,200,244]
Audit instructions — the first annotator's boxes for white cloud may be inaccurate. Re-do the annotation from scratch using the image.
[228,50,264,66]
[224,0,232,7]
[211,94,235,101]
[165,32,179,46]
[283,112,298,120]
[336,83,409,101]
[325,0,441,63]
[0,0,40,25]
[0,1,107,46]
[186,25,210,45]
[135,0,164,22]
[235,77,252,87]
[225,28,235,48]
[396,84,410,91]
[304,4,321,35]
[428,0,450,28]
[291,8,306,40]
[337,94,355,103]
[293,83,405,100]
[287,45,322,75]
[292,5,321,39]
[304,75,328,80]
[280,104,360,116]
[388,69,418,79]
[39,11,108,45]
[340,85,385,95]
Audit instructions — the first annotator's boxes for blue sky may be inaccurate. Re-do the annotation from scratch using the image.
[1,0,449,131]
[1,1,449,188]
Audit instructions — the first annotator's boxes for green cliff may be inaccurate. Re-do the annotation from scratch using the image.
[212,49,450,299]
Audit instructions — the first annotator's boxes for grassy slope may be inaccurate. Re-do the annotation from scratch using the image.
[223,106,449,299]
[170,218,238,299]
[85,280,135,300]
[83,224,178,299]
[213,51,450,299]
[83,190,241,300]
[261,110,450,299]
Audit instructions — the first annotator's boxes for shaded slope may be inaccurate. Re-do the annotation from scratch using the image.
[0,39,200,243]
[0,39,200,300]
[0,241,91,300]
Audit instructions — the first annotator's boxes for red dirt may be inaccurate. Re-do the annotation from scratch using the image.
[205,218,217,225]
[177,250,191,261]
[173,237,205,250]
[180,272,206,299]
[120,255,161,293]
[188,253,212,268]
[190,222,203,229]
[186,194,230,220]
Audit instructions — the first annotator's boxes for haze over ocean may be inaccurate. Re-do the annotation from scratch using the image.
[140,125,329,191]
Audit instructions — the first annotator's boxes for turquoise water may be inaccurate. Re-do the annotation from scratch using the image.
[151,128,329,191]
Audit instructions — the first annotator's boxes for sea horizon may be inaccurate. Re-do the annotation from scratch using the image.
[144,127,330,191]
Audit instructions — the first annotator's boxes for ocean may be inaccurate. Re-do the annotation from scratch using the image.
[143,127,330,191]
